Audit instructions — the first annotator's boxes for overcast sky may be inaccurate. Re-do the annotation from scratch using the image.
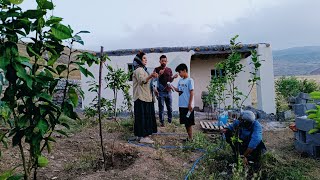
[21,0,320,51]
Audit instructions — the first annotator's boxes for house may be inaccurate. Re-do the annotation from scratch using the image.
[81,43,276,114]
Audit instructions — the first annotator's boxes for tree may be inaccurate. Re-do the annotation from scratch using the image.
[0,0,98,179]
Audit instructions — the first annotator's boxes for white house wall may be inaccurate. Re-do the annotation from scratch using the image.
[190,56,252,110]
[81,51,194,112]
[256,44,276,114]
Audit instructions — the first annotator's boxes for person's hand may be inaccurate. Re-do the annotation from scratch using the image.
[242,156,248,166]
[220,128,227,134]
[188,104,193,112]
[154,90,159,97]
[159,69,165,76]
[173,73,178,79]
[151,72,158,78]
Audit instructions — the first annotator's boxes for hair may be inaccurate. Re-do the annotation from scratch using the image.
[136,51,146,60]
[175,63,188,73]
[159,55,167,60]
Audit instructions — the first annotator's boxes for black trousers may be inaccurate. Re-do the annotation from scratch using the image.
[225,129,266,163]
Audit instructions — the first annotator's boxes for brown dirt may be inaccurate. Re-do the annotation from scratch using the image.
[1,119,319,180]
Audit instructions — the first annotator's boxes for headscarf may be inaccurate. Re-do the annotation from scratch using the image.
[133,52,154,98]
[133,52,149,74]
[239,110,256,128]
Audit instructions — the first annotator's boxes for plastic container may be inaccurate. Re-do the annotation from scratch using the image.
[218,114,229,126]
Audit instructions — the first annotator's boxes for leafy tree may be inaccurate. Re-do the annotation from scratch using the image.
[105,65,131,119]
[0,0,98,179]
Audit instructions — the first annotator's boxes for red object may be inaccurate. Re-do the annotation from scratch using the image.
[289,123,297,132]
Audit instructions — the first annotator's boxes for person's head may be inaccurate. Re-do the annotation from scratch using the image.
[175,63,188,78]
[239,110,255,128]
[133,51,147,69]
[159,55,167,68]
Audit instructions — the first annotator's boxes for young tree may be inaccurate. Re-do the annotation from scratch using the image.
[0,0,98,179]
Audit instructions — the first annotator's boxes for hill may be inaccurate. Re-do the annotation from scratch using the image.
[273,46,320,76]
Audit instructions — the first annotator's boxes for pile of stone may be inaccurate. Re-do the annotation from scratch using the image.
[295,117,320,157]
[290,92,316,117]
[291,92,320,158]
[52,79,82,112]
[243,106,275,121]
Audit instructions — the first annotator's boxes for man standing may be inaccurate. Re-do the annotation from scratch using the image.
[154,55,178,127]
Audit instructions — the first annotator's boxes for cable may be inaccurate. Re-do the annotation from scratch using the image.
[127,132,225,180]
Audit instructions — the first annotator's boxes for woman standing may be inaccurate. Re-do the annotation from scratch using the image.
[132,52,158,143]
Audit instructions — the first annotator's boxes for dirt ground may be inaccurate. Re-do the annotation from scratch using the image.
[0,118,319,180]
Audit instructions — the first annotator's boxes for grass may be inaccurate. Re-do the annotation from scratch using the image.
[179,132,320,180]
[64,151,99,172]
[52,115,320,180]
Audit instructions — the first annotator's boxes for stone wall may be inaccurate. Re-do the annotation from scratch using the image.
[53,79,82,112]
[292,92,320,157]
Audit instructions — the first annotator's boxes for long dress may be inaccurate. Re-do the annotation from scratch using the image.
[132,67,157,137]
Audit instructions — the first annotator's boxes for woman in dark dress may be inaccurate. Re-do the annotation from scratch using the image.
[132,52,158,143]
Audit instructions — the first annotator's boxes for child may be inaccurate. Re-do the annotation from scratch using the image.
[172,63,195,140]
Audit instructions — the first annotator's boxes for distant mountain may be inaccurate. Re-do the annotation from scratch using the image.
[273,46,320,76]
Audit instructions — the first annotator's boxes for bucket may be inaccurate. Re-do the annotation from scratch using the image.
[218,114,228,126]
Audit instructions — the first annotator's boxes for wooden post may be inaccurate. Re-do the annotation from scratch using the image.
[98,46,107,170]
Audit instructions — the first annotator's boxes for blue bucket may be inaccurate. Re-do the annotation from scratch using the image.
[218,115,228,126]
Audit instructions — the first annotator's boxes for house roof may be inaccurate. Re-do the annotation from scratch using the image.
[97,43,270,57]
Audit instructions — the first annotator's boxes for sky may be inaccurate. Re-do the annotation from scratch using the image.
[21,0,320,51]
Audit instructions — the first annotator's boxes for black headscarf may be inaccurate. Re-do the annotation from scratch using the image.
[133,52,149,74]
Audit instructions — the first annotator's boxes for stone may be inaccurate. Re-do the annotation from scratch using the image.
[295,140,320,157]
[277,110,294,121]
[298,92,311,100]
[295,98,307,104]
[295,117,316,132]
[293,104,306,116]
[305,103,316,111]
[306,133,320,145]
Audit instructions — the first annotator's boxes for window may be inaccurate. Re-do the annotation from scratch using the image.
[211,69,225,79]
[128,63,134,81]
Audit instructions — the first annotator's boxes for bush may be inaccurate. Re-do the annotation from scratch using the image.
[275,77,319,113]
[275,76,319,100]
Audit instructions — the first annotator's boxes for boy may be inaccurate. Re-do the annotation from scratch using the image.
[172,63,195,140]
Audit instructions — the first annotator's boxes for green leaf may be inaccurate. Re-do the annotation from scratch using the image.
[37,156,49,167]
[56,64,67,75]
[7,174,24,180]
[36,0,54,10]
[61,123,70,129]
[73,35,84,45]
[79,66,94,78]
[308,129,319,134]
[9,0,23,4]
[76,30,90,35]
[55,130,68,137]
[46,136,56,142]
[16,56,32,68]
[0,56,10,69]
[38,92,52,102]
[23,10,46,19]
[46,16,63,25]
[12,130,24,147]
[13,63,33,89]
[51,24,72,40]
[0,169,13,180]
[68,87,78,107]
[36,119,49,136]
[46,141,52,153]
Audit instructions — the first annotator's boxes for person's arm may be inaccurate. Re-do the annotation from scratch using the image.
[135,68,155,85]
[245,122,263,157]
[221,120,239,133]
[188,79,194,112]
[188,90,194,112]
